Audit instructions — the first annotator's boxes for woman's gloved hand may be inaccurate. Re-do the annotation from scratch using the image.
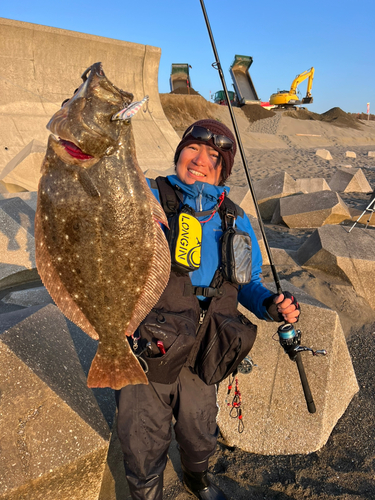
[263,291,301,323]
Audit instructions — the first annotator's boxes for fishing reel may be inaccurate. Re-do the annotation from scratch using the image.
[237,355,256,375]
[277,323,327,361]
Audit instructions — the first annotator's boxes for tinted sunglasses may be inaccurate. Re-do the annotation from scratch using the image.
[183,125,234,151]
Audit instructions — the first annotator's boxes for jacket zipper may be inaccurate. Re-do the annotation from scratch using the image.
[196,185,204,212]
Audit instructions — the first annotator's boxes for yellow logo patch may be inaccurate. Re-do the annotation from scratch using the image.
[174,213,202,270]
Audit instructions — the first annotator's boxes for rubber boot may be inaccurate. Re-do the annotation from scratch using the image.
[126,474,163,500]
[182,464,228,500]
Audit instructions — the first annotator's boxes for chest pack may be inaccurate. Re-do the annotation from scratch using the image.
[152,176,252,285]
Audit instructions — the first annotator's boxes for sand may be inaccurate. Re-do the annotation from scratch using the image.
[153,97,375,500]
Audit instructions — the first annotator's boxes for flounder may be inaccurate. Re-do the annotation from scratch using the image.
[35,62,171,389]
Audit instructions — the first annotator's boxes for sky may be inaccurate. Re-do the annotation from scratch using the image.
[2,0,375,115]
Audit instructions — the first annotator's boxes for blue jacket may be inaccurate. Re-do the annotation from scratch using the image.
[147,175,273,320]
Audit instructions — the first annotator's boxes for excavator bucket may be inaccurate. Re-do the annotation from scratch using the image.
[302,96,313,104]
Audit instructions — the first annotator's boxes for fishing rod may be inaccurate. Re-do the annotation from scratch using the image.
[199,0,326,414]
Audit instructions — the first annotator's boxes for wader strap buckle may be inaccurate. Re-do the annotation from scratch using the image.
[184,284,224,298]
[219,198,237,230]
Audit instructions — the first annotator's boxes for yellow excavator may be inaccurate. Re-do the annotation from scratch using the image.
[270,67,314,108]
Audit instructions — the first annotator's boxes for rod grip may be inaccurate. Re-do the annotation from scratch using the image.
[296,352,316,413]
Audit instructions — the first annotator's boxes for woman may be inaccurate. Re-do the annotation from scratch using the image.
[116,119,300,500]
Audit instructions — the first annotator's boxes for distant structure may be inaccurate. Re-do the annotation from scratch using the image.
[229,55,261,106]
[169,63,192,92]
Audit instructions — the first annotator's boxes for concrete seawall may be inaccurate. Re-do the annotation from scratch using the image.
[0,17,179,175]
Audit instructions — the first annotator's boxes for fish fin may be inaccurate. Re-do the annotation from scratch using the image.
[60,163,100,198]
[78,169,100,198]
[149,192,169,228]
[35,209,99,341]
[136,169,169,227]
[126,218,171,336]
[87,341,148,389]
[122,175,171,334]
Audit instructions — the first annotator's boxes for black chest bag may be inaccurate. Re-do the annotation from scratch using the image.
[130,177,257,385]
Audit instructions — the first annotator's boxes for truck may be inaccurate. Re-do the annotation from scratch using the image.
[229,55,261,106]
[169,64,192,92]
[269,67,315,108]
[212,90,236,106]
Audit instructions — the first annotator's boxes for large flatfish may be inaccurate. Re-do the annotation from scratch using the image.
[35,63,171,389]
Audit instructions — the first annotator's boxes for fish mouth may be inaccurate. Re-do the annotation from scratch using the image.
[59,138,94,160]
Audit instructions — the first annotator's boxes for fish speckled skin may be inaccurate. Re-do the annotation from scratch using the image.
[35,63,171,389]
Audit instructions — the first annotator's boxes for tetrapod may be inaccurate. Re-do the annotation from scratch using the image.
[349,190,375,232]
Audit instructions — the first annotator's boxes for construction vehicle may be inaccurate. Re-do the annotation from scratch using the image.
[229,55,261,106]
[270,67,314,108]
[169,64,192,92]
[212,90,236,106]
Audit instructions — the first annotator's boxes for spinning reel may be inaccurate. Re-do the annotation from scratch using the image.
[277,323,327,361]
[277,323,327,413]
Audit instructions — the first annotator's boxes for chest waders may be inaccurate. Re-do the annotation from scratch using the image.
[131,177,257,385]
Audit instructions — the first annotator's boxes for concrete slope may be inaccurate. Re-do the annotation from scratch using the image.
[0,18,179,177]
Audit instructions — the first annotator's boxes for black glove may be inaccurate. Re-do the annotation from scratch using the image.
[263,291,301,322]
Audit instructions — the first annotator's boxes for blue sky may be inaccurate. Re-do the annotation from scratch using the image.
[2,0,374,114]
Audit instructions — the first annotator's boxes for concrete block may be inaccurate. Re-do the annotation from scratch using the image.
[0,197,39,292]
[271,191,351,228]
[368,151,375,157]
[295,178,331,194]
[261,247,300,269]
[143,167,175,179]
[328,167,372,193]
[254,172,298,220]
[316,149,333,160]
[295,225,375,309]
[227,185,257,218]
[345,151,356,158]
[2,286,53,307]
[0,191,38,211]
[0,196,36,235]
[0,140,45,192]
[217,281,358,455]
[0,180,28,194]
[0,304,111,499]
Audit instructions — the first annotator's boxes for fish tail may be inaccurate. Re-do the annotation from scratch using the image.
[87,341,148,390]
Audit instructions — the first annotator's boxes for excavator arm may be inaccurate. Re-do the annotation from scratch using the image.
[290,67,314,99]
[269,67,314,107]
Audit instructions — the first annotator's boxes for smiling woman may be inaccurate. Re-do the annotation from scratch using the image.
[173,119,237,186]
[176,143,222,185]
[116,118,301,500]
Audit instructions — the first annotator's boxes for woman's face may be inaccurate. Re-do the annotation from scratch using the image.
[176,143,223,186]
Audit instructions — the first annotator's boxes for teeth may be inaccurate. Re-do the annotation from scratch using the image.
[189,169,205,177]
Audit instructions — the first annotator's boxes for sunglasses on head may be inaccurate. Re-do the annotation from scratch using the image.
[184,126,234,152]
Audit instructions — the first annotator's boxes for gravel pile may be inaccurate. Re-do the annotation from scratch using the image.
[248,113,282,134]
